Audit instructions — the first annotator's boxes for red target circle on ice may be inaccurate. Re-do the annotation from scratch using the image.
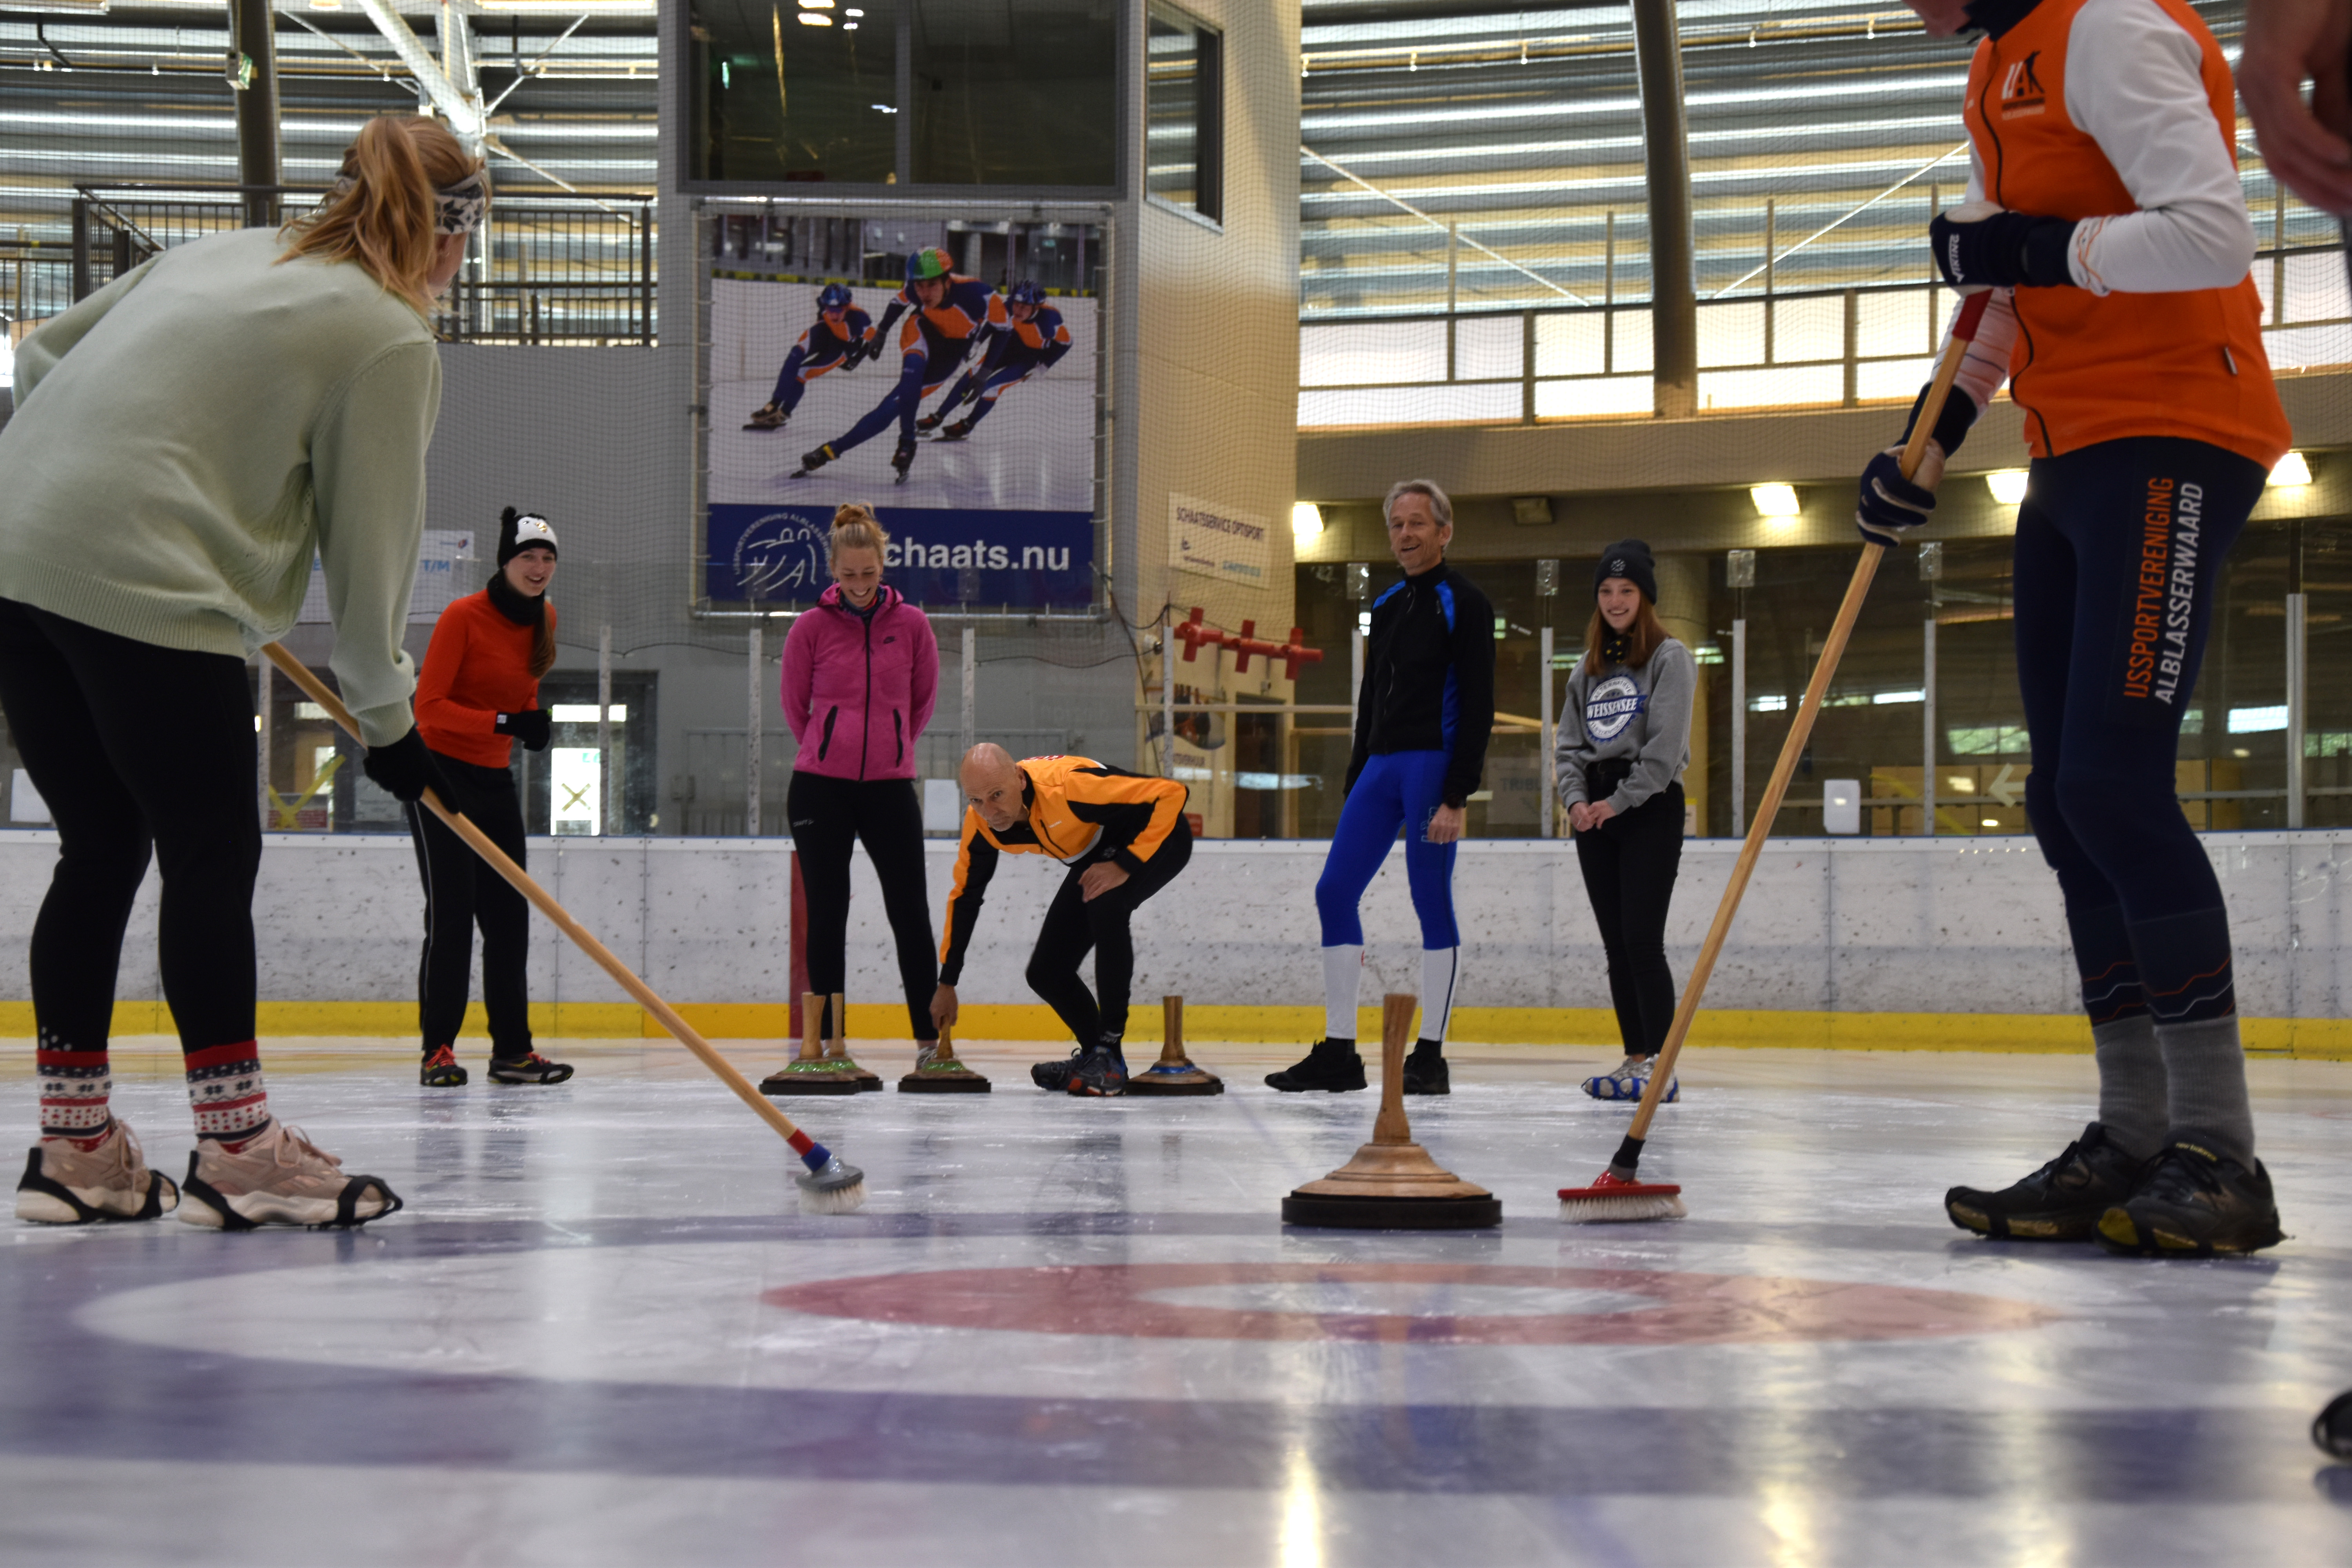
[762,1263,2056,1345]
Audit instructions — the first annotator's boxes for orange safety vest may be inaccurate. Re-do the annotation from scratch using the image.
[1963,0,2290,466]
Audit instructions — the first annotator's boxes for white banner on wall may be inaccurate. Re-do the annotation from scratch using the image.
[1169,494,1271,586]
[298,530,477,624]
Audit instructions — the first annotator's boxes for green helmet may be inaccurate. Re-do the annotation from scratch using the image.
[905,247,954,284]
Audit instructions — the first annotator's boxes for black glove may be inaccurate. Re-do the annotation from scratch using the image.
[361,726,448,804]
[1929,202,2076,291]
[1855,445,1943,544]
[497,708,553,751]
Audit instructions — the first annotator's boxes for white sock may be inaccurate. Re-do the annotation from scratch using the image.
[1419,948,1460,1045]
[1323,945,1362,1042]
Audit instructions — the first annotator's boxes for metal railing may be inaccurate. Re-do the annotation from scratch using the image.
[1299,238,2352,425]
[54,184,658,347]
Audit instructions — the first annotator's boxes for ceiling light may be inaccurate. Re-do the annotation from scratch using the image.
[1984,469,2029,505]
[1749,483,1799,517]
[1292,502,1325,540]
[1980,818,1999,828]
[798,11,834,23]
[846,5,865,12]
[2270,450,2312,487]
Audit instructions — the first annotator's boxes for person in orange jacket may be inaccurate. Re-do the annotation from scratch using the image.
[408,507,569,1088]
[1863,0,2285,1256]
[929,746,1191,1096]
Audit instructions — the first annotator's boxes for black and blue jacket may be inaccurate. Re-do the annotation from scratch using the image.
[1347,561,1497,809]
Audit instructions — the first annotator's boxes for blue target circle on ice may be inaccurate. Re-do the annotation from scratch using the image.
[732,508,831,600]
[1584,674,1646,742]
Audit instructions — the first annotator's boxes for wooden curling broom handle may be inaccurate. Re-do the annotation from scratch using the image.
[260,644,814,1149]
[1622,291,1992,1145]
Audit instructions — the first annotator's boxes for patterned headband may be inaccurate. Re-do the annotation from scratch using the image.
[329,165,491,236]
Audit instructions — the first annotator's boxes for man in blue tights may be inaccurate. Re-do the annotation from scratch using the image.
[1269,479,1494,1095]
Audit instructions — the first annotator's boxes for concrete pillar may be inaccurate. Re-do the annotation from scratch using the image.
[1631,0,1697,419]
[1653,552,1708,833]
[228,0,281,228]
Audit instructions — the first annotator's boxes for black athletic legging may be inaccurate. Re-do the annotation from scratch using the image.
[1574,780,1683,1058]
[2014,436,2266,1027]
[787,771,938,1040]
[1025,817,1194,1044]
[0,599,260,1054]
[407,753,532,1059]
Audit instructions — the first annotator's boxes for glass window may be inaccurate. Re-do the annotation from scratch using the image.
[1145,3,1222,221]
[910,0,1118,187]
[689,0,900,184]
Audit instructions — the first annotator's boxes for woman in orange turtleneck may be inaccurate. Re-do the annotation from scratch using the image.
[408,507,567,1087]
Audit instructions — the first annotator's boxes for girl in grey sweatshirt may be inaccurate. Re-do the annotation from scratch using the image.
[1554,540,1695,1102]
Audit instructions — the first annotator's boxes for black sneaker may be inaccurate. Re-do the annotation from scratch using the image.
[2095,1135,2283,1257]
[1401,1045,1449,1095]
[1067,1047,1127,1098]
[1944,1121,2145,1240]
[419,1046,468,1087]
[1031,1046,1085,1092]
[1265,1038,1366,1093]
[487,1053,575,1085]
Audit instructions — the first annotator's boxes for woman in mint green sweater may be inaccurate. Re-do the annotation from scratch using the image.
[1,116,486,1232]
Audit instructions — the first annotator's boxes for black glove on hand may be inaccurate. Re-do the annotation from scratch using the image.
[1855,445,1944,544]
[1929,202,2077,291]
[361,726,447,804]
[497,708,553,752]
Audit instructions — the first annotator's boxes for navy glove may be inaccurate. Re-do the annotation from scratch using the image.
[497,708,552,752]
[1930,201,2077,291]
[361,726,449,804]
[1855,446,1944,544]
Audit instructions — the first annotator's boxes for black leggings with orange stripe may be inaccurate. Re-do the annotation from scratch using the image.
[2012,436,2266,1027]
[1025,818,1193,1045]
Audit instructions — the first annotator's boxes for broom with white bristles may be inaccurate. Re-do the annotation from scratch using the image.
[262,645,866,1215]
[1559,290,1994,1224]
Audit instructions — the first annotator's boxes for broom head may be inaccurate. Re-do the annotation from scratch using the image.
[1558,1168,1686,1224]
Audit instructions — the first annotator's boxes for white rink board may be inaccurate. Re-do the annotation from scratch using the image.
[0,831,2344,1020]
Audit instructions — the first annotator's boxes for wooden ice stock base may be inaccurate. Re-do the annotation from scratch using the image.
[760,993,863,1096]
[899,1024,992,1093]
[1122,996,1225,1096]
[1282,994,1500,1229]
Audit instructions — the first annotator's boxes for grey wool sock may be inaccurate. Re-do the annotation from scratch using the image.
[2090,1013,2166,1160]
[2154,1015,2257,1167]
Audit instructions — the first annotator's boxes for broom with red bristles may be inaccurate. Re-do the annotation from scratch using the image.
[1559,290,1994,1224]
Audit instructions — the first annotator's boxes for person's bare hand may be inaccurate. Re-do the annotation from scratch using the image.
[1425,803,1466,844]
[1567,801,1593,833]
[2243,0,2352,213]
[1080,861,1130,902]
[930,983,959,1032]
[1584,800,1617,830]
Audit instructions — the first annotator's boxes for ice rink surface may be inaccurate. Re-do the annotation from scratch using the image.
[5,1039,2349,1567]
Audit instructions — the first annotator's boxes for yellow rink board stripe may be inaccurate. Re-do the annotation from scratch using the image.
[3,1000,2345,1060]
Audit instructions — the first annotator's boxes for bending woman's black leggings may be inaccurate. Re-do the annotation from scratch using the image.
[407,753,532,1059]
[0,598,261,1054]
[1574,780,1683,1058]
[1026,818,1194,1044]
[787,771,938,1040]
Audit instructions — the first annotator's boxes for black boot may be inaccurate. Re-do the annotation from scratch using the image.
[2094,1134,2283,1256]
[796,443,835,476]
[1265,1038,1366,1093]
[1945,1121,2145,1240]
[1401,1041,1449,1095]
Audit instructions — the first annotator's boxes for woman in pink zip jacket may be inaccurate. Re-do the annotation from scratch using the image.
[771,503,943,1074]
